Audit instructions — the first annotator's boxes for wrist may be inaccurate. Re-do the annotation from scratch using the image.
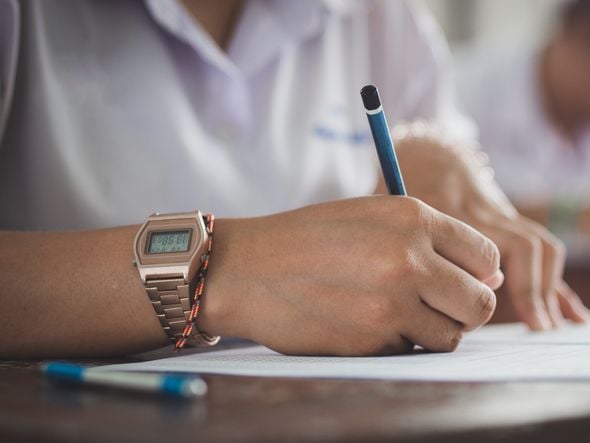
[195,218,244,338]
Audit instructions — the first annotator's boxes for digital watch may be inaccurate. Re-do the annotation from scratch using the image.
[133,210,215,344]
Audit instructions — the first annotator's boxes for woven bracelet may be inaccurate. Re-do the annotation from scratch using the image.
[175,213,221,350]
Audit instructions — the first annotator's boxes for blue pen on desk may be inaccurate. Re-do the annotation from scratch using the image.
[42,362,207,398]
[360,85,407,196]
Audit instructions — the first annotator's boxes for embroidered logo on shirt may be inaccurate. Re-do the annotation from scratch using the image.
[312,105,370,147]
[312,125,370,146]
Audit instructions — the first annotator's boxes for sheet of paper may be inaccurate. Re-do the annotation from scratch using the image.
[99,323,590,382]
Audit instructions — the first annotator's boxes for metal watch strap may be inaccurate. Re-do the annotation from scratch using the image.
[137,212,220,347]
[145,277,191,342]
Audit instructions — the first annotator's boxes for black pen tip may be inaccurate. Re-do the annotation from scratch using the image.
[360,84,381,111]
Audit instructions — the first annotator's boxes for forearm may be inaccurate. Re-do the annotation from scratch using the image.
[0,227,169,358]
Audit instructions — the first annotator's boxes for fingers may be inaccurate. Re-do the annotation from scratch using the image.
[556,281,590,323]
[488,221,551,331]
[484,215,590,330]
[429,210,502,284]
[402,303,464,352]
[418,254,497,331]
[517,217,566,327]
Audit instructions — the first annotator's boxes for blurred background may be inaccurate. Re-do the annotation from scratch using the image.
[425,0,560,53]
[424,0,590,261]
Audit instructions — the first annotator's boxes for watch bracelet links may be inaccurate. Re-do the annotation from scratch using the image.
[146,277,218,346]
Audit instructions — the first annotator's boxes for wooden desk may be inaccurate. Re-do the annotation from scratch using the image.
[2,266,590,443]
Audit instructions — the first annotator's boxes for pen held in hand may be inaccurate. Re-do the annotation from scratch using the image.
[42,362,207,398]
[361,84,407,196]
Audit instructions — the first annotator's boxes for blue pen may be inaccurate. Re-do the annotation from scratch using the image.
[42,362,207,398]
[361,85,407,196]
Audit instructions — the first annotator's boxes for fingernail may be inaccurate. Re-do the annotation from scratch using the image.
[548,299,565,329]
[577,302,590,322]
[483,270,504,290]
[580,308,590,323]
[537,313,553,331]
[550,316,564,329]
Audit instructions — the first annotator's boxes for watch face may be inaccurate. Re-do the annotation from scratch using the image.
[147,229,192,254]
[134,211,208,283]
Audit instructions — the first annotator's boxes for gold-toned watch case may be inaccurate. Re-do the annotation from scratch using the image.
[133,211,209,283]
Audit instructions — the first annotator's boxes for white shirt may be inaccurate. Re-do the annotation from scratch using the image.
[0,0,455,230]
[456,47,590,207]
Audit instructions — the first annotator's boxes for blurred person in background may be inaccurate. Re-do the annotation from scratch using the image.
[456,0,590,248]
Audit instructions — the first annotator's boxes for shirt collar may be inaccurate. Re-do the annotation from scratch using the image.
[145,0,326,78]
[229,0,324,75]
[145,0,238,75]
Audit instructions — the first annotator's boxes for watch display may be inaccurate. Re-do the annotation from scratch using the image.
[147,230,191,254]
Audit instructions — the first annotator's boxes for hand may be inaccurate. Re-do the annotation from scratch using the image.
[391,123,590,330]
[197,196,502,356]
